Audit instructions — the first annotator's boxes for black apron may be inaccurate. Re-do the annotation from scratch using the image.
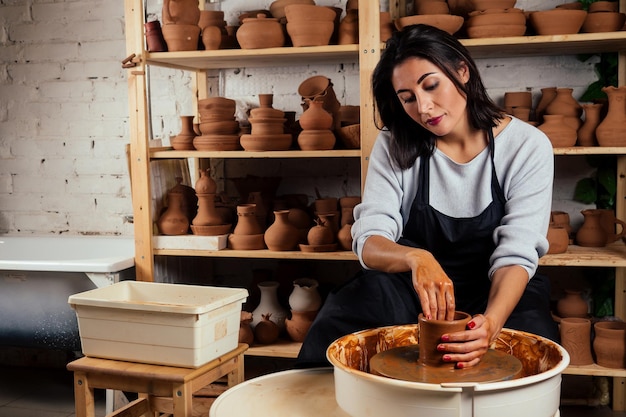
[296,130,558,368]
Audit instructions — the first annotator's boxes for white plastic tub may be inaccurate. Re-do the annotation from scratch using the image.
[68,281,248,368]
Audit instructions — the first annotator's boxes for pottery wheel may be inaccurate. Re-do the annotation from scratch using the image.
[369,345,523,384]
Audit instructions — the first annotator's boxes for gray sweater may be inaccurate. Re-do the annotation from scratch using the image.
[352,117,554,280]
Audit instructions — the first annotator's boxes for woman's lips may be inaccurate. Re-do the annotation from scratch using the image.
[427,115,443,126]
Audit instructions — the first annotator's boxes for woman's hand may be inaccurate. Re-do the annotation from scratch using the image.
[406,249,456,321]
[435,313,493,368]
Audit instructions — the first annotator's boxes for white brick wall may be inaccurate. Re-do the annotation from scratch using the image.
[0,0,600,236]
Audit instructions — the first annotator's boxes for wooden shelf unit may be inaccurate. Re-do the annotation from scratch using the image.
[124,0,626,408]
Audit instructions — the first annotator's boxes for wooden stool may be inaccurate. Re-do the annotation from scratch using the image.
[67,343,247,417]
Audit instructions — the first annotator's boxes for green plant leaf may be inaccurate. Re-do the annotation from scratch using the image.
[573,177,597,204]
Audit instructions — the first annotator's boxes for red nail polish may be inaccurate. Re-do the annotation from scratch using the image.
[456,363,464,369]
[467,321,476,329]
[441,334,450,342]
[437,345,445,351]
[443,355,451,362]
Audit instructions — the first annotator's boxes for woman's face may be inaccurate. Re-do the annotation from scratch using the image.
[391,57,470,137]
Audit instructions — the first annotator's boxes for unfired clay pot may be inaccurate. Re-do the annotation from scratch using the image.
[538,114,577,148]
[237,14,285,49]
[254,313,280,344]
[559,317,594,366]
[596,86,626,147]
[264,210,300,251]
[535,87,558,123]
[556,289,588,318]
[239,311,254,345]
[161,24,200,52]
[577,103,604,146]
[594,320,626,368]
[418,311,471,368]
[529,9,587,35]
[307,216,335,245]
[157,190,190,235]
[285,310,317,342]
[171,115,196,150]
[576,209,608,247]
[547,225,569,254]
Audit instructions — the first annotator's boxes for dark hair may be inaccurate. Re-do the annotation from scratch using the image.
[372,24,503,170]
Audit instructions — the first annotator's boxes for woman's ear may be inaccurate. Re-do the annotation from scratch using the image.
[457,61,470,84]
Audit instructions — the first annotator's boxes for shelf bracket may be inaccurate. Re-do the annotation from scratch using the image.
[122,53,141,69]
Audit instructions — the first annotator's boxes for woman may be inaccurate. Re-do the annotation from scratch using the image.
[296,24,558,369]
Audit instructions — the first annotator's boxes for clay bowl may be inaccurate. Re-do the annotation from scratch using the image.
[269,0,315,19]
[228,233,266,250]
[589,1,619,13]
[466,8,526,26]
[555,1,583,10]
[240,134,293,151]
[161,24,200,52]
[191,224,232,236]
[529,9,587,35]
[466,24,526,38]
[250,107,284,119]
[394,14,465,35]
[198,120,240,135]
[284,4,337,22]
[286,21,335,47]
[336,123,360,149]
[297,129,336,150]
[193,134,241,151]
[582,12,626,33]
[198,97,236,112]
[470,0,516,11]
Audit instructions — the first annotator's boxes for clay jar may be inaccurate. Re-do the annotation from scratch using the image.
[285,310,317,342]
[596,86,626,147]
[161,24,200,52]
[171,115,196,150]
[288,278,322,312]
[576,209,608,247]
[201,25,222,50]
[233,204,263,235]
[236,14,285,49]
[157,190,190,235]
[538,115,577,148]
[593,320,626,368]
[418,311,471,368]
[547,224,569,254]
[559,317,594,366]
[299,99,333,130]
[307,216,335,245]
[577,103,604,146]
[264,210,300,251]
[556,289,588,318]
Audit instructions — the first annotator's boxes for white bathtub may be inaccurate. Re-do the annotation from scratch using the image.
[0,234,135,351]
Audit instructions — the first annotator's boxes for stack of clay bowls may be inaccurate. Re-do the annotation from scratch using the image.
[240,94,293,151]
[297,98,336,150]
[161,0,201,51]
[528,6,587,35]
[198,10,226,50]
[503,91,532,120]
[195,97,241,151]
[270,0,315,22]
[465,7,526,38]
[582,1,626,33]
[394,0,464,35]
[284,4,337,47]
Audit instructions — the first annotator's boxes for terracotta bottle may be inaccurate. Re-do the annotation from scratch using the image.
[556,289,588,318]
[299,99,333,130]
[559,317,594,366]
[596,86,626,147]
[338,9,359,45]
[576,209,608,247]
[157,190,190,235]
[264,210,300,251]
[538,114,577,148]
[577,103,603,146]
[593,320,626,368]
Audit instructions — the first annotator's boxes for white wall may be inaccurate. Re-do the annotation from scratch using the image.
[0,0,598,236]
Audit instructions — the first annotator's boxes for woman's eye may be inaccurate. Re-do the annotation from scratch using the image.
[424,81,439,91]
[400,96,416,104]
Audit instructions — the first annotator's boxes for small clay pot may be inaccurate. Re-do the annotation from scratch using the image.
[285,310,317,342]
[264,210,300,251]
[269,0,315,20]
[538,115,577,148]
[582,12,626,33]
[556,289,588,318]
[237,14,285,49]
[529,9,587,35]
[201,25,222,50]
[254,313,280,344]
[286,21,335,47]
[161,23,200,52]
[418,311,471,368]
[284,4,337,22]
[594,320,626,368]
[547,225,569,254]
[559,317,594,366]
[297,130,336,150]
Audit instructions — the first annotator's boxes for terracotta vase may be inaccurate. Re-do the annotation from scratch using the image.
[161,23,200,52]
[192,193,223,226]
[145,20,167,52]
[239,311,254,345]
[285,310,317,342]
[547,225,569,254]
[545,88,582,118]
[596,86,626,147]
[299,99,334,130]
[170,177,197,224]
[288,278,322,312]
[201,25,222,50]
[577,103,604,146]
[538,114,577,148]
[233,204,263,235]
[418,311,471,368]
[598,209,626,244]
[298,75,341,130]
[171,115,196,150]
[236,14,285,49]
[559,317,594,366]
[251,281,288,331]
[157,190,190,235]
[297,130,336,150]
[576,209,608,247]
[337,223,353,251]
[535,87,558,123]
[556,289,588,318]
[338,9,359,45]
[195,168,217,194]
[264,210,300,251]
[593,320,626,368]
[162,0,200,25]
[254,313,280,344]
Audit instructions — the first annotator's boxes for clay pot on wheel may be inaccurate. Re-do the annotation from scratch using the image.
[418,311,471,368]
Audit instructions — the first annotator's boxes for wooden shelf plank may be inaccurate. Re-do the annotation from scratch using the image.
[553,147,626,155]
[540,243,626,267]
[149,148,361,159]
[245,340,301,358]
[153,247,359,261]
[564,364,626,377]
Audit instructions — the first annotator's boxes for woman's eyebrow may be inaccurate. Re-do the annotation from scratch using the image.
[395,72,436,94]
